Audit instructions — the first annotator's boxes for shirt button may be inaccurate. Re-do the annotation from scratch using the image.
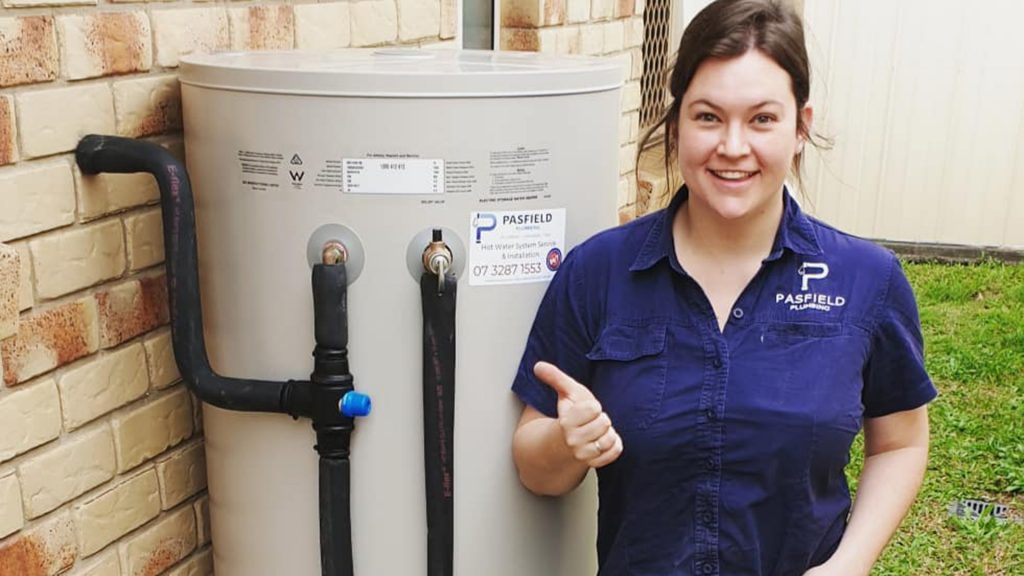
[701,512,713,523]
[705,457,716,470]
[702,563,715,574]
[712,357,722,369]
[705,408,716,420]
[732,307,744,319]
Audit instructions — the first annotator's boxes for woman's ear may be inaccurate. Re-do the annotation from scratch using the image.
[796,105,814,154]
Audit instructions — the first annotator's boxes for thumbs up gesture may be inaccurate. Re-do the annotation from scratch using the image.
[534,361,623,468]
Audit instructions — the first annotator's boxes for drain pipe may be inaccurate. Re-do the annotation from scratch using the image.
[74,135,370,576]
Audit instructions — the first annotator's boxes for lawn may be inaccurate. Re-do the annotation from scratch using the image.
[847,260,1024,575]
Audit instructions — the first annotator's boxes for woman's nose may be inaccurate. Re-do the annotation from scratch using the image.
[717,123,751,157]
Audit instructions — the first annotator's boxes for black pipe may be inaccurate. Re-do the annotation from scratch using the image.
[75,135,303,415]
[421,268,457,576]
[311,263,360,576]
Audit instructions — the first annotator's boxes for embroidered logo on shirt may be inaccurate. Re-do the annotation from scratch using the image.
[775,262,847,312]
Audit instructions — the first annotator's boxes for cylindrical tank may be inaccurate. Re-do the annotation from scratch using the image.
[179,49,622,576]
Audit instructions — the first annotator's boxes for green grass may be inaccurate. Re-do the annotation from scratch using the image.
[847,260,1024,575]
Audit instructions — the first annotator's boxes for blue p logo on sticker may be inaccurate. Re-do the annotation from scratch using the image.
[474,213,497,243]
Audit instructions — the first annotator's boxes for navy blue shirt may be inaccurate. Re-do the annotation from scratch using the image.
[512,187,937,576]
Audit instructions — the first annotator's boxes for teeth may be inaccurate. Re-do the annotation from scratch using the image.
[713,170,755,180]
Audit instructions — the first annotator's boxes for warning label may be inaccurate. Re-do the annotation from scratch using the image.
[468,209,566,286]
[486,147,552,204]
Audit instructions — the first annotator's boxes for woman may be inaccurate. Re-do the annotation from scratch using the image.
[510,1,936,575]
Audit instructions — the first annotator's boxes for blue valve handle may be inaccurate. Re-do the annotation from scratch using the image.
[339,392,372,417]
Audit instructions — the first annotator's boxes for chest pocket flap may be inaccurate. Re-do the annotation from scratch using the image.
[585,323,668,431]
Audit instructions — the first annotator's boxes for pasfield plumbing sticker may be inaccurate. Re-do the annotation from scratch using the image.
[468,209,566,286]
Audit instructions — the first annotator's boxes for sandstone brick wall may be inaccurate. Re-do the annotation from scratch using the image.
[500,0,646,222]
[0,0,452,574]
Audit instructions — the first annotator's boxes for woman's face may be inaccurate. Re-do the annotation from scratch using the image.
[676,49,811,222]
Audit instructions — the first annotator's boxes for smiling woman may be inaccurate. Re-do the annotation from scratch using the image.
[510,1,937,575]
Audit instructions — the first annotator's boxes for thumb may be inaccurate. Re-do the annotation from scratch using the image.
[534,361,593,403]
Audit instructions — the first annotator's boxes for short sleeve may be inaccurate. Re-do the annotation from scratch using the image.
[511,247,596,418]
[861,256,938,418]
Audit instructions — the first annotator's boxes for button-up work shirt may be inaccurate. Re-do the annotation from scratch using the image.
[512,187,937,576]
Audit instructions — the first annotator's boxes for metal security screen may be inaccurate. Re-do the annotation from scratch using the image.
[640,0,673,130]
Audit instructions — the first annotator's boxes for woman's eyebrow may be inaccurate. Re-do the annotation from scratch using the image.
[687,99,785,111]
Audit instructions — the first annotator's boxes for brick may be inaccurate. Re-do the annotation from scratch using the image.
[0,379,60,464]
[151,8,229,68]
[614,0,633,17]
[580,23,603,55]
[0,511,76,576]
[634,0,644,14]
[124,209,165,272]
[13,243,31,311]
[156,441,205,510]
[618,203,635,224]
[75,167,159,222]
[60,12,152,81]
[625,16,643,48]
[567,0,588,23]
[75,550,120,576]
[557,27,581,54]
[3,0,93,6]
[294,3,350,50]
[1,299,98,387]
[143,329,179,390]
[592,0,614,20]
[619,113,631,146]
[113,75,181,138]
[0,161,75,243]
[617,175,631,207]
[603,19,625,53]
[440,0,456,39]
[18,425,116,519]
[0,474,24,539]
[620,143,636,175]
[96,276,168,349]
[349,0,397,47]
[622,80,641,111]
[73,469,160,557]
[502,0,564,27]
[630,46,643,80]
[167,548,212,576]
[500,28,557,52]
[30,220,125,300]
[228,5,294,51]
[57,343,147,430]
[113,387,191,473]
[193,497,209,546]
[0,96,16,166]
[0,17,58,88]
[0,245,17,339]
[626,110,640,142]
[118,506,196,576]
[17,85,115,159]
[398,0,440,41]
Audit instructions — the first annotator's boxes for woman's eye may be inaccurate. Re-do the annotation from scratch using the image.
[753,114,776,124]
[695,112,718,123]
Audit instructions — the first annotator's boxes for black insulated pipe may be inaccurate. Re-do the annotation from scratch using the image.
[74,134,301,415]
[311,262,358,576]
[421,265,457,576]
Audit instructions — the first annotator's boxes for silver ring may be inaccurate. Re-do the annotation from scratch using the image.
[593,440,603,453]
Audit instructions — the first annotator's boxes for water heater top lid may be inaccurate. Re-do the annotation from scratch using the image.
[179,48,625,98]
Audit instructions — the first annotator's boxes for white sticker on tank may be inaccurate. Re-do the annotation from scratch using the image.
[342,158,444,195]
[468,209,566,286]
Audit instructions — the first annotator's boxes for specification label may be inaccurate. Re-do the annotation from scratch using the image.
[468,209,566,286]
[342,158,444,195]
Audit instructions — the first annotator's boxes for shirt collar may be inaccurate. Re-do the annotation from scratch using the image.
[629,185,823,272]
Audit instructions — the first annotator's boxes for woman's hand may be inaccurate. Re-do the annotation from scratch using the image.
[533,361,623,468]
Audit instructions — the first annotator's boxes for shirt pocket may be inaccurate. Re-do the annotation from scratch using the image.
[586,323,668,432]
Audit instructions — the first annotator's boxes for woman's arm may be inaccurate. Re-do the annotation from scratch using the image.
[806,405,930,576]
[512,362,623,496]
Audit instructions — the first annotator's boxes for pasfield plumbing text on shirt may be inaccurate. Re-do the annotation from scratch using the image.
[468,209,566,286]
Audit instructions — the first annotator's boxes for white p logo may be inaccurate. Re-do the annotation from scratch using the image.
[799,262,829,291]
